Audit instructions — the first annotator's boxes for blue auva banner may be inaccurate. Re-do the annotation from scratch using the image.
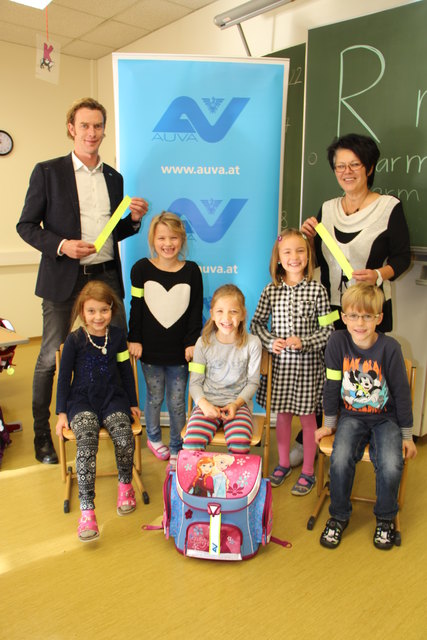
[113,55,289,410]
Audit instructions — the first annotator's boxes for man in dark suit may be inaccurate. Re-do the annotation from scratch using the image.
[17,97,148,464]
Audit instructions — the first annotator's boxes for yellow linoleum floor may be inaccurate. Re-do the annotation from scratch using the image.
[1,339,426,640]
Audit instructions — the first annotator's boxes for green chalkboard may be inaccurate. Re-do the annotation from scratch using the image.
[302,0,427,249]
[267,43,306,230]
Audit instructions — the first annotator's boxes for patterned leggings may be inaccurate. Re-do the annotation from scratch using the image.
[71,411,134,510]
[183,405,253,454]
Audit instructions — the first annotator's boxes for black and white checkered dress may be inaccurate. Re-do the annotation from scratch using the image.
[250,278,334,415]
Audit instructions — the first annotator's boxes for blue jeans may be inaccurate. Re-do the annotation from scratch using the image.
[32,270,125,440]
[329,415,404,521]
[141,363,187,455]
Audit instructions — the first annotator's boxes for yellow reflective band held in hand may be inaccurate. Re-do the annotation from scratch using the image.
[189,362,205,374]
[316,222,354,280]
[94,196,132,253]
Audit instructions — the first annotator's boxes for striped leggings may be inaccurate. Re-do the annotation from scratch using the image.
[71,410,134,511]
[183,405,253,454]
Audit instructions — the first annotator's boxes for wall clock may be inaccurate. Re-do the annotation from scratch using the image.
[0,130,13,156]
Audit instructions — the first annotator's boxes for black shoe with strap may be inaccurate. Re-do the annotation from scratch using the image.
[34,435,58,464]
[373,520,395,550]
[320,518,348,549]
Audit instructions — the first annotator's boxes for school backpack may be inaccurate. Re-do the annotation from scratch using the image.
[162,450,274,560]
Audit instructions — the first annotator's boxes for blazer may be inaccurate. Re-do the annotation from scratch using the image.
[17,153,139,302]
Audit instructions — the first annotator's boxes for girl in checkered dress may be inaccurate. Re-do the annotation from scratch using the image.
[250,229,334,495]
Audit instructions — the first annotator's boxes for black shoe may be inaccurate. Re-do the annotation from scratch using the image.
[34,436,58,464]
[320,518,348,549]
[373,520,395,550]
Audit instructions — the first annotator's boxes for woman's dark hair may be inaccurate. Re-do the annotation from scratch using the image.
[327,133,380,188]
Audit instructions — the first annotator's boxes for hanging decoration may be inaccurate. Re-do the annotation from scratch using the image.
[35,7,60,84]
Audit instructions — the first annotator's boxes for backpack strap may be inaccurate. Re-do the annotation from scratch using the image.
[270,535,292,549]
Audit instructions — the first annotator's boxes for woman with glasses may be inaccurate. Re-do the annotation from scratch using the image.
[301,133,410,333]
[290,134,411,469]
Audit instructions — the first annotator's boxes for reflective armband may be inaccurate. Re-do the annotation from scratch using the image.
[116,350,130,363]
[189,362,205,374]
[318,310,340,326]
[131,286,144,298]
[326,368,342,381]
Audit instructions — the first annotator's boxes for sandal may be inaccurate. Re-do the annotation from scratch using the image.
[78,509,99,542]
[291,473,316,496]
[320,518,348,549]
[147,439,170,461]
[168,454,178,472]
[269,465,291,487]
[373,520,395,550]
[117,482,136,516]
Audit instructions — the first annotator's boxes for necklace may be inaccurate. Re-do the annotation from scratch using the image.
[342,192,369,215]
[85,326,109,355]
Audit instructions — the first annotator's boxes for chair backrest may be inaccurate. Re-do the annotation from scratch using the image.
[403,358,416,405]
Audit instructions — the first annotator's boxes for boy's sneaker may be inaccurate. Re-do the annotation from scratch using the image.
[373,520,395,550]
[320,518,348,549]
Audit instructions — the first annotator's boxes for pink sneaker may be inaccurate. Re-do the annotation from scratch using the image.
[147,439,170,461]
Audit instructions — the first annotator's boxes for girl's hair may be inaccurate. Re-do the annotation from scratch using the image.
[341,282,384,315]
[147,211,187,258]
[192,457,213,488]
[70,280,120,330]
[201,284,248,348]
[327,133,380,189]
[270,228,314,286]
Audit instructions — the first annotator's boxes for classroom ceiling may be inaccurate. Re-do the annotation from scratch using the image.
[0,0,218,59]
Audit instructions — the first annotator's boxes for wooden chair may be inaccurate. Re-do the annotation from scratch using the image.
[307,359,416,545]
[56,347,149,512]
[181,349,273,477]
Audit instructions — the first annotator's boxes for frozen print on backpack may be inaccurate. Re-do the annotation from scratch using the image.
[163,450,273,560]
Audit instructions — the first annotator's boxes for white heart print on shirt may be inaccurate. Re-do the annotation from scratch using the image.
[144,281,191,329]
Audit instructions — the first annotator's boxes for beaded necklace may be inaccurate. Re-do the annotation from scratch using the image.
[84,326,109,355]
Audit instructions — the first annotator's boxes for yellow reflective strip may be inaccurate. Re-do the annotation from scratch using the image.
[116,350,130,363]
[131,286,144,298]
[326,368,342,381]
[316,223,354,279]
[189,362,205,374]
[94,196,131,252]
[318,310,340,326]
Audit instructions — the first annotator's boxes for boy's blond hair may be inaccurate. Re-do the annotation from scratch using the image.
[270,228,314,286]
[341,282,384,315]
[147,211,187,258]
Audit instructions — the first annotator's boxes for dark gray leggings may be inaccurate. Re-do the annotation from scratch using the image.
[71,411,134,510]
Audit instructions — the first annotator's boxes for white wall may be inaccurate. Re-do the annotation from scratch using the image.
[1,0,424,432]
[0,40,94,337]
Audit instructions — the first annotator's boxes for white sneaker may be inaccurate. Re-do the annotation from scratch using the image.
[289,442,304,468]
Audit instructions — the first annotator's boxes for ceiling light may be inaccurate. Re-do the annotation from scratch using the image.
[214,0,294,29]
[10,0,52,9]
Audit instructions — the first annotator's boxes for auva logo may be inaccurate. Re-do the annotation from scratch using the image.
[153,97,250,143]
[169,198,247,243]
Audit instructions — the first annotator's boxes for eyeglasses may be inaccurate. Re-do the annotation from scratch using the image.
[342,313,380,322]
[334,161,363,173]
